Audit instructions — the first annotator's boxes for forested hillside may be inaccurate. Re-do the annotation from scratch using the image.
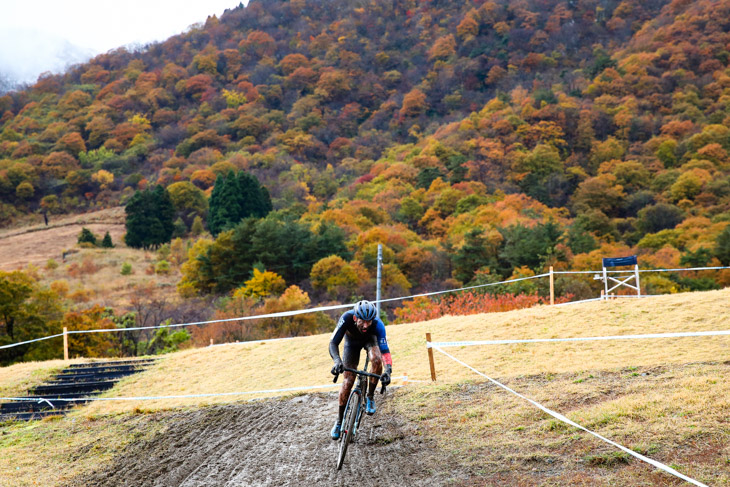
[2,0,730,362]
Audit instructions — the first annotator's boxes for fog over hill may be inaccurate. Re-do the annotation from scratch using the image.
[0,27,96,93]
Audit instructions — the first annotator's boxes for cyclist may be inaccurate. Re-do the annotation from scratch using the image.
[329,300,392,440]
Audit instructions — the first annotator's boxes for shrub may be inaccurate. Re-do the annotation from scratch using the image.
[393,291,571,323]
[120,262,133,275]
[155,260,171,275]
[77,227,98,246]
[45,259,59,270]
[191,216,205,236]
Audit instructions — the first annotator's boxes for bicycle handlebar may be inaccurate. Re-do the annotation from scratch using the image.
[332,367,387,394]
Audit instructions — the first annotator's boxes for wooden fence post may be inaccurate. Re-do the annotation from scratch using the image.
[549,266,555,305]
[426,333,436,381]
[210,338,214,346]
[63,327,69,361]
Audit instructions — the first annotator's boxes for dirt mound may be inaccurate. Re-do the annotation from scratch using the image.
[70,391,461,486]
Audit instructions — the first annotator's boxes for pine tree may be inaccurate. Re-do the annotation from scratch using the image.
[124,185,175,249]
[452,228,493,284]
[237,171,263,218]
[208,172,242,236]
[714,225,730,266]
[77,227,97,246]
[208,170,272,236]
[101,232,113,248]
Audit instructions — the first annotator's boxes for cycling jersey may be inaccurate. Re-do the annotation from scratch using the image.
[330,310,390,355]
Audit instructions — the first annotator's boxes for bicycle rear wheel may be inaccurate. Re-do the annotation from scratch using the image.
[336,390,361,470]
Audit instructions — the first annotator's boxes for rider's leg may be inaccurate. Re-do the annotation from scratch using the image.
[338,371,355,419]
[332,347,357,440]
[367,344,383,398]
[338,340,361,420]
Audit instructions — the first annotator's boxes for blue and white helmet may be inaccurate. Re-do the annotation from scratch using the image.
[353,300,377,321]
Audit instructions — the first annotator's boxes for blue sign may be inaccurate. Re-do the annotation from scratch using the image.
[602,256,638,268]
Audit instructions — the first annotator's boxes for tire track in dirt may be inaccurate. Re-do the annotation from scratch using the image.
[71,391,461,486]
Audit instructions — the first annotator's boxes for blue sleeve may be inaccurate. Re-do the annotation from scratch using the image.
[374,319,389,354]
[330,312,349,346]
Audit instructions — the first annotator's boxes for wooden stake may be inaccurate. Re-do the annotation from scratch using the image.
[426,333,436,381]
[549,266,555,305]
[210,338,214,346]
[63,327,69,361]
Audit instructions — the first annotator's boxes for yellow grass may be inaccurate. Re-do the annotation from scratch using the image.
[63,287,730,415]
[0,206,184,308]
[0,208,126,272]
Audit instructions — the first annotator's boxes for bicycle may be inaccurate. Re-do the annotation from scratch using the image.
[332,354,386,470]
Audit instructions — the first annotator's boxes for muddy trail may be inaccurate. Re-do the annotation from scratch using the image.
[70,391,463,486]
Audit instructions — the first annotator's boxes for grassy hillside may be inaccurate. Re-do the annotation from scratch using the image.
[1,288,728,485]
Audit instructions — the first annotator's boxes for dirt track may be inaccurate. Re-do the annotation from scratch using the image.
[70,391,462,487]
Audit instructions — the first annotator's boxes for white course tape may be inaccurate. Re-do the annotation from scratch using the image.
[432,346,709,487]
[0,376,409,405]
[2,264,726,351]
[555,297,604,306]
[0,274,549,350]
[428,330,730,348]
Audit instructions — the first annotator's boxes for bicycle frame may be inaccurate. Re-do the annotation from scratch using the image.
[333,355,385,470]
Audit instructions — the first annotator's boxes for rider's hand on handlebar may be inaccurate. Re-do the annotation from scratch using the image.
[331,359,344,376]
[380,364,392,386]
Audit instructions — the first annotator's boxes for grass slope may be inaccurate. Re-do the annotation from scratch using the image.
[0,289,728,485]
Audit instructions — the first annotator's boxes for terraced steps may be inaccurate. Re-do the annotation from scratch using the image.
[0,359,155,421]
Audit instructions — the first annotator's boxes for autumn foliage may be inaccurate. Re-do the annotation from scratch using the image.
[1,0,730,343]
[394,291,571,324]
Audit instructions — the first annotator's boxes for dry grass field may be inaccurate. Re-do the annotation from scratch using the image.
[0,289,728,485]
[0,207,183,308]
[0,208,126,271]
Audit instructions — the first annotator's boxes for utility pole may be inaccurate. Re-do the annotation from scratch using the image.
[376,244,382,318]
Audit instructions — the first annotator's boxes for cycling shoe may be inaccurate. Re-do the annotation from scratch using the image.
[366,396,376,415]
[331,422,342,440]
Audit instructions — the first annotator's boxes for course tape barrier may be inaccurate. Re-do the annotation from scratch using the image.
[427,330,730,348]
[0,376,409,407]
[2,264,728,351]
[432,346,709,487]
[0,274,549,350]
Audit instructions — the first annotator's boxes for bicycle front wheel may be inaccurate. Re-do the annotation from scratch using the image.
[336,391,361,470]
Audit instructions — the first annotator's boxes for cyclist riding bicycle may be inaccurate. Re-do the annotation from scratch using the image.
[329,299,392,440]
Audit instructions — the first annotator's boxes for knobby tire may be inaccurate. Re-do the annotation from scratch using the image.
[336,391,361,470]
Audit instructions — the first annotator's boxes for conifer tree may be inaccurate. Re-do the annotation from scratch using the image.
[715,225,730,266]
[77,227,97,246]
[101,231,113,248]
[208,170,272,236]
[208,172,242,236]
[124,185,175,249]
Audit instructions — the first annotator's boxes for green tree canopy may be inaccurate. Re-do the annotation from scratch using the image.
[208,170,272,236]
[124,185,175,249]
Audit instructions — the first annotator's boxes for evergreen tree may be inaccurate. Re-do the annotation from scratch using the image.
[208,172,242,236]
[101,231,113,248]
[452,228,494,283]
[124,185,175,249]
[77,227,97,246]
[498,221,563,273]
[208,170,272,236]
[714,225,730,266]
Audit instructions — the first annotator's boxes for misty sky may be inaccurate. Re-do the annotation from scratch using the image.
[0,0,241,85]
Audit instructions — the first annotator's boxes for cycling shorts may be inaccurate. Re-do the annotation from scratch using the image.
[342,333,379,369]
